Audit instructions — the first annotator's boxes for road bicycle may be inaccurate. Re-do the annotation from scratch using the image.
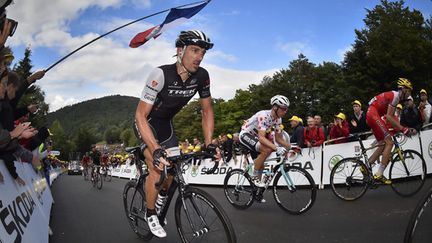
[123,146,236,242]
[91,165,103,190]
[82,166,90,181]
[101,165,112,182]
[404,185,432,242]
[223,147,317,215]
[330,133,426,201]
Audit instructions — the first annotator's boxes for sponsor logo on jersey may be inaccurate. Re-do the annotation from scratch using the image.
[151,80,158,87]
[146,85,158,92]
[168,89,196,97]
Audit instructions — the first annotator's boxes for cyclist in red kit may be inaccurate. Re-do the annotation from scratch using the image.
[365,78,416,184]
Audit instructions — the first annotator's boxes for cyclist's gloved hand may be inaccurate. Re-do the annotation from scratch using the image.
[153,148,167,170]
[276,146,287,156]
[204,144,218,155]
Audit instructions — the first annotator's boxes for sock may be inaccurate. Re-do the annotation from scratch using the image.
[376,164,386,177]
[253,169,263,178]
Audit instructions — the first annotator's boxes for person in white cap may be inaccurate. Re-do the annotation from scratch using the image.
[419,89,431,126]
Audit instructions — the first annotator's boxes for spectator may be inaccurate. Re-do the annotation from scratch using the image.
[314,115,327,138]
[401,96,423,132]
[232,133,242,164]
[419,89,431,126]
[395,104,403,121]
[329,112,350,144]
[222,133,234,163]
[304,116,325,147]
[348,100,370,134]
[289,115,304,148]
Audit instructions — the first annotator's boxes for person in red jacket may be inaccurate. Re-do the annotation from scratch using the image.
[329,112,350,144]
[304,116,325,147]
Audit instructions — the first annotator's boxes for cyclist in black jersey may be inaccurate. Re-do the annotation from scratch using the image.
[134,30,218,238]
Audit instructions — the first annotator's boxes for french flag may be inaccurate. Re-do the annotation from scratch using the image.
[129,1,210,48]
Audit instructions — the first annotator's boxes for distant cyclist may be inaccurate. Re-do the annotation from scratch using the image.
[89,145,101,180]
[239,95,291,191]
[365,78,416,184]
[134,30,218,238]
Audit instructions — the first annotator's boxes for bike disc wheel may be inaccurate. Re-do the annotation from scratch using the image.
[273,166,316,214]
[123,180,153,241]
[389,149,426,197]
[175,187,237,243]
[223,169,254,209]
[330,158,369,201]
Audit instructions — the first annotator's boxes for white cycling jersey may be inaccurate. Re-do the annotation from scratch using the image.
[241,110,282,137]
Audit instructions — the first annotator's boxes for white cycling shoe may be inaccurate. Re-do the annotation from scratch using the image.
[147,215,167,238]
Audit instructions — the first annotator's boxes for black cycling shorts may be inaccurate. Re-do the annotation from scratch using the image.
[239,131,259,159]
[134,117,178,149]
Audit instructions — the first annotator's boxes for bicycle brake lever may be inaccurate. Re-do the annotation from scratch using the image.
[155,165,167,188]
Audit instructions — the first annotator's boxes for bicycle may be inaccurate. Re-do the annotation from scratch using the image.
[223,147,317,215]
[404,185,432,243]
[123,146,236,242]
[330,132,427,201]
[91,165,103,190]
[101,165,112,182]
[82,166,90,181]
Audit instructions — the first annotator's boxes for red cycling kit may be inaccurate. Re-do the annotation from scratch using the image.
[366,91,400,141]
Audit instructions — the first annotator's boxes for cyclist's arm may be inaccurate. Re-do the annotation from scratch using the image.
[200,96,214,146]
[275,132,291,149]
[385,104,403,130]
[258,130,277,151]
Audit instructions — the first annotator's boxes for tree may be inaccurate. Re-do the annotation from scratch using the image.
[13,47,49,127]
[74,126,98,154]
[49,120,75,160]
[120,128,137,147]
[343,0,432,98]
[104,125,121,144]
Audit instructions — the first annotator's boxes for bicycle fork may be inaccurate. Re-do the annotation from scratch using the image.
[180,192,210,238]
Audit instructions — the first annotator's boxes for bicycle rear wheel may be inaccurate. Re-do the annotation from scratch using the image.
[389,149,426,197]
[123,180,153,241]
[404,187,432,243]
[175,187,237,243]
[273,166,316,214]
[330,158,369,201]
[223,169,254,209]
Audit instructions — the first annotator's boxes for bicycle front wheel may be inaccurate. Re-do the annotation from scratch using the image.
[389,149,426,197]
[175,187,237,243]
[96,173,103,189]
[273,166,316,214]
[223,169,254,209]
[123,180,153,241]
[330,158,369,201]
[404,187,432,243]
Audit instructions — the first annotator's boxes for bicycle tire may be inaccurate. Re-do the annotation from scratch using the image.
[223,169,255,209]
[330,157,369,201]
[123,180,153,241]
[96,173,103,190]
[404,187,432,243]
[272,165,316,214]
[175,187,237,243]
[389,149,426,197]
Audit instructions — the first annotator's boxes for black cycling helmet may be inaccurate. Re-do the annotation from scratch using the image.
[175,30,214,50]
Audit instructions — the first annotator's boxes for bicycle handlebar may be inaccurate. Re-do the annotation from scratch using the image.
[154,151,219,188]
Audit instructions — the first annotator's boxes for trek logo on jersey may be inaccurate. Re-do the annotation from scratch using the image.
[168,89,196,97]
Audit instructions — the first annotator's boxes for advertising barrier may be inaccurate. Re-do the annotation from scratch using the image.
[112,131,432,187]
[0,160,60,243]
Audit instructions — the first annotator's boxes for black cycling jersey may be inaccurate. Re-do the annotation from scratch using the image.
[141,63,211,120]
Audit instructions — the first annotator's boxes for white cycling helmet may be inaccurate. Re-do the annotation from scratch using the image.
[270,95,290,107]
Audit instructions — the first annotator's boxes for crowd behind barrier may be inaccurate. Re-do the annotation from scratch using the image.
[0,160,63,243]
[112,126,432,188]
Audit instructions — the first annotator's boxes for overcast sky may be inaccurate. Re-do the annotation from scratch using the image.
[6,0,432,111]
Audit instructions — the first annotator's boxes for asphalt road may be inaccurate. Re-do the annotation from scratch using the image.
[49,174,432,243]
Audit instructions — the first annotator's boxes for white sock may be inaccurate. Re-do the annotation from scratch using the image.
[376,164,386,177]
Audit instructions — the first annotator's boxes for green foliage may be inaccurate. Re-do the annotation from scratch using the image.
[12,47,49,127]
[104,125,121,144]
[73,126,99,155]
[120,128,137,147]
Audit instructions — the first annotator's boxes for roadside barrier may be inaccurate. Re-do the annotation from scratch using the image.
[0,161,62,243]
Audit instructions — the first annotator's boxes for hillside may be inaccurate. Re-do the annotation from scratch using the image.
[47,95,139,138]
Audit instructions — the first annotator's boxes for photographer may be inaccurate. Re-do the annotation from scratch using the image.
[303,116,325,148]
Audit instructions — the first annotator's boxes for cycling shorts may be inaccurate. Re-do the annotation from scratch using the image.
[134,117,179,150]
[239,131,260,159]
[366,106,390,141]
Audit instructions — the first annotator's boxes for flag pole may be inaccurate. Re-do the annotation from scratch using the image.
[45,0,209,72]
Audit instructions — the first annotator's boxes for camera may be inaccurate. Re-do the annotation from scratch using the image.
[0,14,18,37]
[311,140,316,145]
